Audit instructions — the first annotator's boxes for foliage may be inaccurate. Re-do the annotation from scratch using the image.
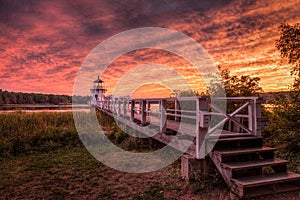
[209,66,262,97]
[276,23,300,77]
[190,168,225,194]
[0,89,90,105]
[178,89,201,97]
[264,90,300,172]
[262,22,300,172]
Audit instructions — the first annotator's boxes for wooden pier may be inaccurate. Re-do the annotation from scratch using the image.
[93,96,300,199]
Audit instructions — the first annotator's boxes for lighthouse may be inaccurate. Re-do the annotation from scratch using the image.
[90,75,107,108]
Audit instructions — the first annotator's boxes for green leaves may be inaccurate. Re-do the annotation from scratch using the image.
[276,23,300,77]
[209,66,262,97]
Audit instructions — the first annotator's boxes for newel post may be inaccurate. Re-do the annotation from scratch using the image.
[196,97,209,159]
[255,97,263,137]
[248,100,254,133]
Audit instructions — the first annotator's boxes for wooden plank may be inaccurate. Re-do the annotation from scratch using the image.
[141,100,146,125]
[244,183,300,198]
[207,136,263,142]
[130,100,135,121]
[160,99,167,133]
[222,158,288,170]
[213,147,276,156]
[232,172,300,187]
[103,109,197,156]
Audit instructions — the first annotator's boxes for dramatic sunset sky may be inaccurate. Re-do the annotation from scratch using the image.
[1,0,300,96]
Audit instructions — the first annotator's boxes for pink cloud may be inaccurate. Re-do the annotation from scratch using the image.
[0,0,299,96]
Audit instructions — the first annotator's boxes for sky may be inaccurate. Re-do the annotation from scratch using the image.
[0,0,300,96]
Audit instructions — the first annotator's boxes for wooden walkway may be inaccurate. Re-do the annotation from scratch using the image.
[94,96,300,199]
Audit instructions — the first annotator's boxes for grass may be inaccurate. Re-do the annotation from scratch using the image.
[0,111,229,199]
[0,112,80,156]
[0,111,299,199]
[0,145,232,200]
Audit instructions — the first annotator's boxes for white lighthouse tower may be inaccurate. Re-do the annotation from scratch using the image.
[90,76,107,109]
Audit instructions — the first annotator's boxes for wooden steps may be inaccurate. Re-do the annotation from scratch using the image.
[232,172,300,198]
[210,136,264,150]
[213,146,275,156]
[222,158,288,170]
[208,135,300,199]
[102,107,300,198]
[232,172,300,187]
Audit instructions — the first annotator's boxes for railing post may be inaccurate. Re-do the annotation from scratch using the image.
[142,100,147,125]
[254,98,263,137]
[113,98,116,114]
[160,99,167,133]
[138,101,142,114]
[248,100,254,133]
[147,101,151,116]
[117,99,121,117]
[123,98,127,117]
[175,100,180,122]
[197,97,209,159]
[130,100,135,121]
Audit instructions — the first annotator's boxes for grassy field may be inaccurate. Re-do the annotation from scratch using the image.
[0,112,299,199]
[0,146,229,200]
[0,112,80,156]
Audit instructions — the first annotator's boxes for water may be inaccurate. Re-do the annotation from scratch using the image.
[0,104,90,113]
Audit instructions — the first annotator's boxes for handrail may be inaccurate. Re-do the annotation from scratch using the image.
[92,96,264,159]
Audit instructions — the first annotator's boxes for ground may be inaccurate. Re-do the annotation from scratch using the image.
[0,146,299,200]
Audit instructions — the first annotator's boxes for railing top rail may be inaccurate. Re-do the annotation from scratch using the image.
[125,96,209,102]
[211,97,260,101]
[109,96,261,101]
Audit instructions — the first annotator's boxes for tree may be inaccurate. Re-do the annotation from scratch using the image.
[178,89,200,97]
[209,66,262,97]
[264,23,300,171]
[276,23,300,77]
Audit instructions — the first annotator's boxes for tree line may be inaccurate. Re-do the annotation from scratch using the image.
[0,89,90,105]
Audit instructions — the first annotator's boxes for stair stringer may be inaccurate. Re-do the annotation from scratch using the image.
[208,151,242,196]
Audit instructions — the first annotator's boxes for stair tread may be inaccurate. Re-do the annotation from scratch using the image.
[208,136,263,142]
[208,133,253,139]
[232,172,300,187]
[222,158,288,169]
[213,146,276,155]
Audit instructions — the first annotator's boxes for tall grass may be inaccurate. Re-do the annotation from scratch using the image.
[0,112,80,156]
[0,111,161,157]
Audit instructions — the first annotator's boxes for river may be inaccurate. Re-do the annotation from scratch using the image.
[0,104,90,113]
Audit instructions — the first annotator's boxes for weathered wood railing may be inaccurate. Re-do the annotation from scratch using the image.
[95,96,266,159]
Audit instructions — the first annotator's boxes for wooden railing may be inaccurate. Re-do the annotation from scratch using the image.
[94,96,266,159]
